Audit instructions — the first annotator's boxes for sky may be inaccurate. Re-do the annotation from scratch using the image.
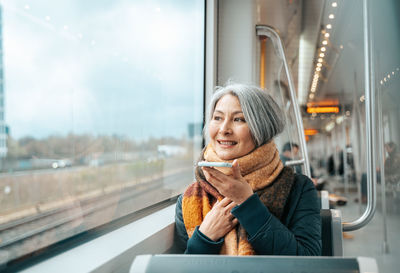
[2,0,204,140]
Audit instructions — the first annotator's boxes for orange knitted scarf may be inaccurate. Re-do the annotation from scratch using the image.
[182,140,295,255]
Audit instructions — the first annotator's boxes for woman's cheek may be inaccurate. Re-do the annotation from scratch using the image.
[208,122,218,137]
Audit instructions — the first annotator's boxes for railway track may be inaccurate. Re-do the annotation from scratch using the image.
[0,168,192,262]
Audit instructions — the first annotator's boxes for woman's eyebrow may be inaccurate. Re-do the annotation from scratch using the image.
[214,110,243,115]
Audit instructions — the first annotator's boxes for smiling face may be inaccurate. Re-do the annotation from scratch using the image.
[209,94,255,160]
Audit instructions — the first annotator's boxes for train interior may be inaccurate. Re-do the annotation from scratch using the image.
[0,0,399,272]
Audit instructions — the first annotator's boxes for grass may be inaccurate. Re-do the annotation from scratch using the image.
[0,157,191,217]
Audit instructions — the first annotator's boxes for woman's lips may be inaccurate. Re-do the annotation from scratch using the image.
[217,140,237,147]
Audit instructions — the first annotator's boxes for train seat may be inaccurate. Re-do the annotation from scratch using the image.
[319,190,343,256]
[130,255,378,273]
[321,209,343,256]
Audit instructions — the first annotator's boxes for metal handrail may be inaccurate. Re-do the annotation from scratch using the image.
[256,25,311,178]
[284,159,305,167]
[343,0,376,231]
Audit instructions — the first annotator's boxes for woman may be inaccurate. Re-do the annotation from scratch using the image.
[175,83,321,256]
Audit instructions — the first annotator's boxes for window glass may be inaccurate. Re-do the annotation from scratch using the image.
[0,0,204,263]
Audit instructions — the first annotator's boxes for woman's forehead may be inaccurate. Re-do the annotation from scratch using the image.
[215,94,242,110]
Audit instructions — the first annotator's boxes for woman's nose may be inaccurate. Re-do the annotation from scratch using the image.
[220,120,232,135]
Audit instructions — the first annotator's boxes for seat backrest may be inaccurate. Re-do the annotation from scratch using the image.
[320,209,343,256]
[321,209,333,256]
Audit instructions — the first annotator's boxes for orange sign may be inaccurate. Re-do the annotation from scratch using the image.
[304,129,318,136]
[306,106,339,113]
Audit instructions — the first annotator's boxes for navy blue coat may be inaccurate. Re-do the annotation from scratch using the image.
[175,174,321,255]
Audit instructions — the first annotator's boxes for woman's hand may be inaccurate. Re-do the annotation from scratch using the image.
[199,197,238,241]
[202,160,253,205]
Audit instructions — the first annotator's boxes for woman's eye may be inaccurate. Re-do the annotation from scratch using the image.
[234,117,245,122]
[213,116,222,121]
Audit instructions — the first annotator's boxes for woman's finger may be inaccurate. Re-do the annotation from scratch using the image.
[203,166,226,178]
[232,160,242,179]
[231,218,239,226]
[201,167,211,180]
[203,169,225,189]
[217,197,232,207]
[202,167,223,183]
[204,168,232,185]
[224,200,237,211]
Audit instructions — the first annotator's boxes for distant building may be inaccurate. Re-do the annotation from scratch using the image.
[157,145,186,157]
[0,6,6,158]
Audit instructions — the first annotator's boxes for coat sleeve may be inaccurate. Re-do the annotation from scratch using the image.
[174,195,224,254]
[174,195,189,253]
[231,176,321,256]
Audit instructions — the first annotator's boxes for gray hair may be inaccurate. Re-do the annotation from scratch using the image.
[205,83,285,147]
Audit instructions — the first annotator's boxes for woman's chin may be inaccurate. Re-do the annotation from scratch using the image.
[215,150,237,161]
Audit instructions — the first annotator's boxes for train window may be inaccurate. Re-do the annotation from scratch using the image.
[0,0,204,265]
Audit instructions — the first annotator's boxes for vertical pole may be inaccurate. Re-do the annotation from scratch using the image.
[260,37,266,89]
[342,109,348,195]
[377,77,389,253]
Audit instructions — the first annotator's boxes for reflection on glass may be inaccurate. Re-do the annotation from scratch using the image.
[0,0,204,263]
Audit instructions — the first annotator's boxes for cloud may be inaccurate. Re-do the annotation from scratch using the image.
[3,0,204,139]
